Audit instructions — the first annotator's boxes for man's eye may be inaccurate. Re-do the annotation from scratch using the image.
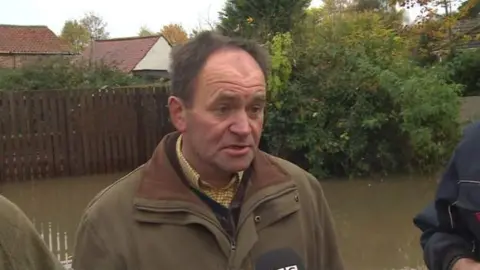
[216,105,230,114]
[249,105,264,115]
[251,106,262,113]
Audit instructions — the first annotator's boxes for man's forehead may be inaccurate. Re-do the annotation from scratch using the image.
[203,48,262,74]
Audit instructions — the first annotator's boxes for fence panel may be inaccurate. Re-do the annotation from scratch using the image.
[0,91,5,180]
[0,85,172,182]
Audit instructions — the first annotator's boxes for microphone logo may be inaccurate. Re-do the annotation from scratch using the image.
[277,266,298,270]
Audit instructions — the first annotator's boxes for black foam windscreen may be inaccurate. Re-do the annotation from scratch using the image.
[254,248,306,270]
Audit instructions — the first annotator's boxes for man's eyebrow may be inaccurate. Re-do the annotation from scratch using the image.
[253,94,266,101]
[213,92,238,102]
[251,93,266,103]
[210,91,266,103]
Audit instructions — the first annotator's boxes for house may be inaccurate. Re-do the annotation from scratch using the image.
[0,24,74,69]
[452,17,480,49]
[81,35,172,81]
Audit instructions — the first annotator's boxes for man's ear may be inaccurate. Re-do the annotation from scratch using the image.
[168,96,187,132]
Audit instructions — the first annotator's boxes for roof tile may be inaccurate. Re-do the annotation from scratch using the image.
[81,35,161,73]
[0,24,73,54]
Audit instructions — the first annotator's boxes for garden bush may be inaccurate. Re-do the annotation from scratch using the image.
[262,11,462,177]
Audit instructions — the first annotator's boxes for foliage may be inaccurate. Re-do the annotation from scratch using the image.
[138,26,155,37]
[160,24,189,45]
[395,0,480,57]
[444,48,480,96]
[60,20,90,53]
[323,0,397,12]
[0,57,144,91]
[218,0,311,42]
[407,19,444,66]
[79,11,110,40]
[60,12,109,53]
[355,0,391,11]
[262,11,461,177]
[266,33,293,100]
[458,0,480,18]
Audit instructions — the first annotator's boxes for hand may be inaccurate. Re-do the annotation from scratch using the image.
[452,258,480,270]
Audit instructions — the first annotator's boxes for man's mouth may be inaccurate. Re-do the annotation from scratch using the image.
[223,145,251,156]
[228,145,249,149]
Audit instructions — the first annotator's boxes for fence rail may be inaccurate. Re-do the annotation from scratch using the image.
[0,86,173,182]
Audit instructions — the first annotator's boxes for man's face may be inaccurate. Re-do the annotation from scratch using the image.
[171,48,266,174]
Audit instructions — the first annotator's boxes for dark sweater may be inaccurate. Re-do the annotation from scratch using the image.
[414,121,480,270]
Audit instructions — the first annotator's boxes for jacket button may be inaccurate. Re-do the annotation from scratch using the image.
[294,195,299,202]
[254,215,261,223]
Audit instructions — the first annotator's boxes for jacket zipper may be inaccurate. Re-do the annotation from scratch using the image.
[227,211,237,269]
[136,185,296,269]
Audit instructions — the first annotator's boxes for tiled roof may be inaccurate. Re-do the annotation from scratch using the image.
[81,35,162,73]
[453,18,480,36]
[453,18,480,49]
[0,24,73,54]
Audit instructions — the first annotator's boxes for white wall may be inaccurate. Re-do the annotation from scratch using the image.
[134,37,171,71]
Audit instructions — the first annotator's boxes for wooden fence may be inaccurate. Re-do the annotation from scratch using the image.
[0,86,173,182]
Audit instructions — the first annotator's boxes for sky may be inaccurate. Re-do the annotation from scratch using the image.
[1,0,327,38]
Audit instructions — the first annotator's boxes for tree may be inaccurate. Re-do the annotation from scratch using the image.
[458,0,480,18]
[395,0,480,55]
[355,0,394,11]
[60,20,90,53]
[218,0,311,42]
[262,11,461,177]
[138,26,155,37]
[160,23,188,45]
[79,11,110,40]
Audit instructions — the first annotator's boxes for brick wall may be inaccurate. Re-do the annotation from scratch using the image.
[0,54,72,69]
[0,55,15,68]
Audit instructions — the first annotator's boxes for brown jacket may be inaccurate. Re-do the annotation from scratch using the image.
[72,133,344,270]
[0,195,64,270]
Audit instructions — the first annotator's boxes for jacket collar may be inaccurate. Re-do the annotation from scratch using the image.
[135,132,291,206]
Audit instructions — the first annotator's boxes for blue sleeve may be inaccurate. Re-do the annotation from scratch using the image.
[414,202,475,270]
[413,125,480,270]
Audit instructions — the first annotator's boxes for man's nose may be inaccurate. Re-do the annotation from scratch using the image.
[229,112,251,136]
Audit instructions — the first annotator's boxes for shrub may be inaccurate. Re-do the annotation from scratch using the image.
[0,56,145,91]
[263,11,461,177]
[444,48,480,96]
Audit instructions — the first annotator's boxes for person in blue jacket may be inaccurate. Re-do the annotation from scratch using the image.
[414,121,480,270]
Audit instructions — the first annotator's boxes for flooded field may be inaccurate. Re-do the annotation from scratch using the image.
[0,173,437,270]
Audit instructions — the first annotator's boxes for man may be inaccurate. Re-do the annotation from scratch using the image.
[72,31,344,270]
[414,121,480,270]
[0,195,64,270]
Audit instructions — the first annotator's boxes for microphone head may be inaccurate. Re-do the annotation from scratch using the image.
[254,248,306,270]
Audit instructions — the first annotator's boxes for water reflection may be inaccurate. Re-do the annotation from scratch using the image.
[322,175,437,270]
[0,173,437,270]
[0,174,123,269]
[34,221,71,267]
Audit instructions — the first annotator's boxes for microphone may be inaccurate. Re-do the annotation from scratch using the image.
[254,248,306,270]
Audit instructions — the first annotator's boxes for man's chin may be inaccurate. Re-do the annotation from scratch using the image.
[217,156,254,173]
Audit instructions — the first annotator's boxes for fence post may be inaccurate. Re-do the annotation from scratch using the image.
[134,88,146,166]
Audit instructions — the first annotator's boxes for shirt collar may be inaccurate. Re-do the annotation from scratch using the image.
[175,134,243,189]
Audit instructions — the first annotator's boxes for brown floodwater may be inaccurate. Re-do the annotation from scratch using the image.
[0,173,437,270]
